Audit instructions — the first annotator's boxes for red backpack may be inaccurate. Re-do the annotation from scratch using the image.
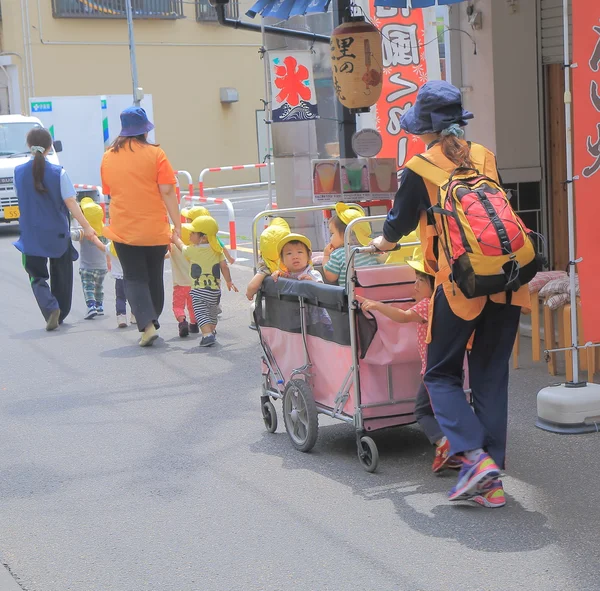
[408,145,541,299]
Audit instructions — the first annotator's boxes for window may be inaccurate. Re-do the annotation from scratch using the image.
[505,181,545,255]
[196,0,238,22]
[52,0,184,19]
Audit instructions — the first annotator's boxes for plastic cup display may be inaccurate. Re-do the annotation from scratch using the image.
[345,163,365,191]
[373,160,394,191]
[316,162,337,193]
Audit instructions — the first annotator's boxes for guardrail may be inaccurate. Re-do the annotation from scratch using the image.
[176,170,194,201]
[198,163,272,197]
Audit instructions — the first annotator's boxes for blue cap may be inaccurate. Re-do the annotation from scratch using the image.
[119,106,155,137]
[400,80,474,135]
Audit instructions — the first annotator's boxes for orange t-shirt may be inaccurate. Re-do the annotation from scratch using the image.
[101,143,176,246]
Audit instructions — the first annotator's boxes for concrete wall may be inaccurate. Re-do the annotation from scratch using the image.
[0,0,265,186]
[453,0,541,183]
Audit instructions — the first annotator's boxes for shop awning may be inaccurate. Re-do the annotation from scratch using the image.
[246,0,463,19]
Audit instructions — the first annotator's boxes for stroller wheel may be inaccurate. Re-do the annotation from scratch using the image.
[358,436,379,473]
[283,380,318,452]
[262,400,278,433]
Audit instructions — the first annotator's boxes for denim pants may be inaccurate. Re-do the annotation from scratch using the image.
[424,287,521,469]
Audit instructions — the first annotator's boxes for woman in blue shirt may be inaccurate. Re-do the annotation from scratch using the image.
[14,127,95,331]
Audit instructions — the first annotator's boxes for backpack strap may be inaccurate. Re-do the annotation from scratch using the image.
[405,154,450,187]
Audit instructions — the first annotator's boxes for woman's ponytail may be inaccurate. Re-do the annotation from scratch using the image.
[26,127,53,193]
[439,123,473,169]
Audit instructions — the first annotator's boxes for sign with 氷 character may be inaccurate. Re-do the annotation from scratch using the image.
[269,51,318,123]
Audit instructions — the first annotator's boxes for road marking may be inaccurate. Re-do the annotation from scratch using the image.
[235,246,254,254]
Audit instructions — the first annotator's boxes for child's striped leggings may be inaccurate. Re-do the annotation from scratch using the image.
[190,288,221,328]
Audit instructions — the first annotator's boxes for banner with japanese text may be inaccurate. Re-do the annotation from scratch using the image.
[573,1,600,341]
[369,5,427,168]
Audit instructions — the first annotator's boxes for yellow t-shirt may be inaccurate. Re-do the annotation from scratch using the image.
[182,244,225,290]
[101,142,176,246]
[170,245,192,287]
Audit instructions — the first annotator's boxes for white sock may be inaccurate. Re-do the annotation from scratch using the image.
[464,448,485,462]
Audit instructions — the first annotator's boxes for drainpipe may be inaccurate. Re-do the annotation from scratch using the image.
[215,4,330,44]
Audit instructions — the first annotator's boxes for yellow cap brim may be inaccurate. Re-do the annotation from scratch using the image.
[277,233,312,255]
[407,259,431,275]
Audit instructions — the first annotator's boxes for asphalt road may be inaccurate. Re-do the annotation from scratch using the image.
[1,217,600,591]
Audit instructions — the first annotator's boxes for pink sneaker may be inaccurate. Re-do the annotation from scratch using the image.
[471,479,506,508]
[432,438,462,473]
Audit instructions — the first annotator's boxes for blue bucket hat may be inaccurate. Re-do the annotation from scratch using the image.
[400,80,474,135]
[119,106,155,137]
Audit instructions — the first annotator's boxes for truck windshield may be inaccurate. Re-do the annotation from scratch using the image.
[0,123,44,156]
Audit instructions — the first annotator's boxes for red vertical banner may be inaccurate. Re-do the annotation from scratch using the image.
[573,2,600,341]
[369,5,427,167]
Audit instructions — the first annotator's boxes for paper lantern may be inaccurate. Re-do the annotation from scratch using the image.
[330,17,383,114]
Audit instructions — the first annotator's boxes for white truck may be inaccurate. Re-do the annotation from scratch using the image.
[0,114,62,223]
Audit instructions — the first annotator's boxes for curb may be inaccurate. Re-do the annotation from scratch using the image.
[0,564,24,590]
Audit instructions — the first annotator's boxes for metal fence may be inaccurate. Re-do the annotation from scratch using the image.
[195,0,238,22]
[52,0,184,19]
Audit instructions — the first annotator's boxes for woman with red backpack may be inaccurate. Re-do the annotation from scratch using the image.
[372,80,533,509]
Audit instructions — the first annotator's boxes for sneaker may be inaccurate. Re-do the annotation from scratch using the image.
[139,324,159,347]
[45,308,60,332]
[84,306,97,320]
[96,304,104,316]
[179,320,189,338]
[117,315,127,328]
[432,438,462,473]
[189,323,199,334]
[448,452,500,502]
[249,322,258,331]
[130,314,137,325]
[471,479,506,508]
[199,333,216,347]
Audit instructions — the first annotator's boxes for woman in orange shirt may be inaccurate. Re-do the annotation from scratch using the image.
[101,107,181,347]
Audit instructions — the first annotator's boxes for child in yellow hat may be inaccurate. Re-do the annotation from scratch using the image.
[356,247,461,474]
[272,233,323,282]
[171,206,235,338]
[322,202,383,287]
[172,215,237,347]
[70,197,109,320]
[246,217,291,301]
[180,206,235,264]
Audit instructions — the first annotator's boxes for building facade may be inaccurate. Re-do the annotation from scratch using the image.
[449,0,571,270]
[0,0,266,186]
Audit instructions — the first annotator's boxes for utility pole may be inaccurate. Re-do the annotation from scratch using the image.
[125,0,142,106]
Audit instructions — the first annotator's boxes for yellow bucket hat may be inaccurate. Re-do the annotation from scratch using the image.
[181,205,210,221]
[183,215,222,254]
[108,240,117,258]
[80,198,104,236]
[277,233,312,267]
[334,202,371,246]
[260,217,290,273]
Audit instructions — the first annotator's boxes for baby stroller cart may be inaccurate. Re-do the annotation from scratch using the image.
[253,206,423,472]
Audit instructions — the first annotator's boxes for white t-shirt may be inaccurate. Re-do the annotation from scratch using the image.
[104,242,123,280]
